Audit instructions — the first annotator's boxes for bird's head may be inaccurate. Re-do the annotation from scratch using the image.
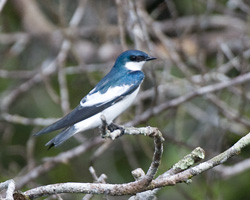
[114,50,156,71]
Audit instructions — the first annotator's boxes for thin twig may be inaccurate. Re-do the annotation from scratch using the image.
[82,166,108,200]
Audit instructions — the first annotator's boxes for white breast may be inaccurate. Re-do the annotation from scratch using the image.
[101,86,140,123]
[74,87,140,132]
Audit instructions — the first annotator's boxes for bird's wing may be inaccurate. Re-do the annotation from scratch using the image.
[34,71,144,136]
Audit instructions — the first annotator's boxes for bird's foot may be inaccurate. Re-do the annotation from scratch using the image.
[107,122,125,136]
[99,115,124,139]
[104,122,124,139]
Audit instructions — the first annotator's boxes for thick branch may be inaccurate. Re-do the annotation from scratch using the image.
[0,179,15,200]
[22,131,250,198]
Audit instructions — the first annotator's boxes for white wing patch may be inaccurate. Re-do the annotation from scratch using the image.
[80,85,131,107]
[125,61,146,71]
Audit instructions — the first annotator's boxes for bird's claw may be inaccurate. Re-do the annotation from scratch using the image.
[99,116,125,139]
[107,123,125,137]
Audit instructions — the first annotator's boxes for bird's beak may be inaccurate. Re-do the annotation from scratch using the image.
[146,56,157,61]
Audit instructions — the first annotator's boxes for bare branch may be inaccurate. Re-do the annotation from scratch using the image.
[22,125,164,199]
[83,166,108,200]
[15,137,103,189]
[128,71,250,126]
[20,131,250,199]
[152,132,250,187]
[214,158,250,179]
[0,179,15,200]
[130,147,205,199]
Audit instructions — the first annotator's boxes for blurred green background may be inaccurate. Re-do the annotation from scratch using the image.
[1,0,250,199]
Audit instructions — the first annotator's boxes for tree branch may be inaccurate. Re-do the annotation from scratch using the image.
[0,179,15,200]
[17,131,250,199]
[128,71,250,126]
[15,137,103,189]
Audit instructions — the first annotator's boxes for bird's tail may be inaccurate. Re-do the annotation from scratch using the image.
[46,126,78,149]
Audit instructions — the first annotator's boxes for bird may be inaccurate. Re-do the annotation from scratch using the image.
[34,50,156,148]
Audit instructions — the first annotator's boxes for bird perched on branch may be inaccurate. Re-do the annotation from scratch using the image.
[34,50,156,148]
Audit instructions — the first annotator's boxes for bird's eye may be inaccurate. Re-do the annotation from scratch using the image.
[130,55,137,61]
